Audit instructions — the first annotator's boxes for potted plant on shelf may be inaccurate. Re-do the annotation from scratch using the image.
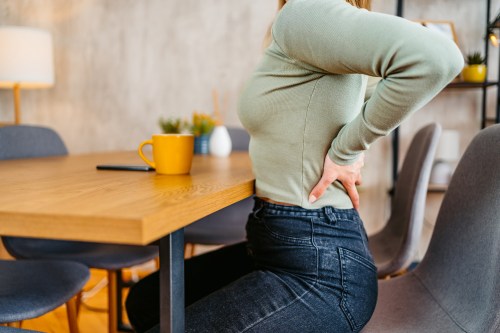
[462,52,487,83]
[191,112,216,154]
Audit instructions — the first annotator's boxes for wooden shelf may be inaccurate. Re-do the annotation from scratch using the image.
[446,81,499,89]
[486,117,499,125]
[392,0,500,187]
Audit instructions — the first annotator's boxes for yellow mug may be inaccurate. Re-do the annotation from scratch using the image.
[138,134,194,175]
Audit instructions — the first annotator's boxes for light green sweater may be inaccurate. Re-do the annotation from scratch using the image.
[238,0,463,209]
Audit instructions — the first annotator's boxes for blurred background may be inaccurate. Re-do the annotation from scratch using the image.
[0,0,499,236]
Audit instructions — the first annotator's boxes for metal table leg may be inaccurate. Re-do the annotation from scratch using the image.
[159,229,185,333]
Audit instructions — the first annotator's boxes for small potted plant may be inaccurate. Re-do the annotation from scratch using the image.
[462,52,487,83]
[158,117,188,134]
[191,112,216,154]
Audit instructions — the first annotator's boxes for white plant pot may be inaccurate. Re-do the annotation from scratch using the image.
[209,125,232,157]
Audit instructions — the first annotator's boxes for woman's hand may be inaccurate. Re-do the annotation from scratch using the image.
[308,153,364,209]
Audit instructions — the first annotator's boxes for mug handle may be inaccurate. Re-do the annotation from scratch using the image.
[138,140,156,169]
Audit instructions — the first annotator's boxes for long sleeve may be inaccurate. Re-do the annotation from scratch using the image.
[273,0,464,165]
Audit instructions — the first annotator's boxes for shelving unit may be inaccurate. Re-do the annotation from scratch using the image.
[391,0,500,183]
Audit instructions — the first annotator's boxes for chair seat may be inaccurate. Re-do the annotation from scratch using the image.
[2,238,158,270]
[184,197,254,245]
[0,328,43,333]
[0,260,89,323]
[362,273,466,333]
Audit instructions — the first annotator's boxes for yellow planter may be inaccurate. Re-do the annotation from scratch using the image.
[462,65,487,83]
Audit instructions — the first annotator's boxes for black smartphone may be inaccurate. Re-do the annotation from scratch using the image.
[96,165,155,172]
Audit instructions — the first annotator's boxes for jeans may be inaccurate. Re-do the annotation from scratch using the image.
[126,198,378,333]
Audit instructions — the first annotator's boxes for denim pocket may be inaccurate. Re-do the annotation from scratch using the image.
[338,247,378,332]
[257,215,313,245]
[246,214,318,281]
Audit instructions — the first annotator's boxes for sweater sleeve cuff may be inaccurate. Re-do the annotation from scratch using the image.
[327,146,361,166]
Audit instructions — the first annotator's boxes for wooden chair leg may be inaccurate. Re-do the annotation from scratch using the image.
[66,296,79,333]
[76,290,83,318]
[108,270,118,333]
[184,243,191,259]
[184,243,197,259]
[116,269,133,332]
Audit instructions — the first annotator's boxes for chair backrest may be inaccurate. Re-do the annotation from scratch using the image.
[414,124,500,333]
[227,127,250,151]
[375,123,441,277]
[0,125,68,160]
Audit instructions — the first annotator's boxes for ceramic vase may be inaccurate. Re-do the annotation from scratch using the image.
[209,125,232,157]
[194,134,210,154]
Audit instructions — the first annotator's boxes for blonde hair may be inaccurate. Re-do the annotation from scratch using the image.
[263,0,371,49]
[345,0,371,10]
[280,0,370,9]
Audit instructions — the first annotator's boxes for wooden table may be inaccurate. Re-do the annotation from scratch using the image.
[0,151,255,333]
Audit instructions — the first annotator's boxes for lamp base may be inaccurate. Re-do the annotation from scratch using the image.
[13,84,21,124]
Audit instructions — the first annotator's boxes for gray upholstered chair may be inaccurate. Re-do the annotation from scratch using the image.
[183,127,254,256]
[0,328,43,333]
[0,125,158,333]
[368,123,441,278]
[362,124,500,333]
[0,259,89,332]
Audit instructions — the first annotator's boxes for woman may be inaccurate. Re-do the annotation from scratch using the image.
[126,0,463,332]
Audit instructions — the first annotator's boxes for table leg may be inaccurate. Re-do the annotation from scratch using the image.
[159,229,185,333]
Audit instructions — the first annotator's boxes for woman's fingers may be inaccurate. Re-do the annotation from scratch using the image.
[355,173,362,186]
[308,153,364,207]
[344,182,360,210]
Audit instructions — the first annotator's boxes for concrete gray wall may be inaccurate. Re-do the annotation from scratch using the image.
[1,0,499,232]
[0,0,276,152]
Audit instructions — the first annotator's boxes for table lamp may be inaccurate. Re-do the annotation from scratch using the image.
[430,130,460,185]
[0,26,54,124]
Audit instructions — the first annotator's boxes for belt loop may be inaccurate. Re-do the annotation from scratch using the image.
[252,197,264,216]
[324,206,337,223]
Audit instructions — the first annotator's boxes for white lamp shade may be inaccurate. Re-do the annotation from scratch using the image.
[435,130,460,161]
[0,26,54,89]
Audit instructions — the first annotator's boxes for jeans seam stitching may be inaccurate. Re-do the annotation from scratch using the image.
[356,222,370,258]
[240,217,319,333]
[262,224,312,244]
[342,248,376,272]
[339,248,358,331]
[239,277,319,333]
[338,247,376,331]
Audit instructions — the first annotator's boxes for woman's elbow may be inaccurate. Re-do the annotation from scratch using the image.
[445,45,465,79]
[426,41,464,83]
